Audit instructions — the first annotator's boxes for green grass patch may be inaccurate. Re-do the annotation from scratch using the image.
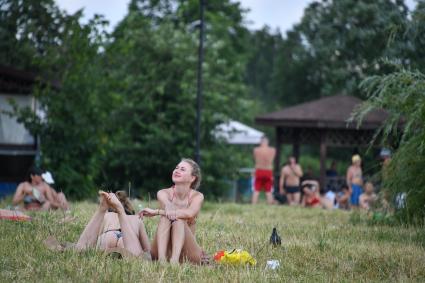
[1,201,424,282]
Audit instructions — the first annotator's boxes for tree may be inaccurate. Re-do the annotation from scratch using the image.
[355,69,425,224]
[352,2,425,224]
[270,0,409,106]
[3,0,112,199]
[97,0,256,198]
[245,27,283,108]
[0,0,64,71]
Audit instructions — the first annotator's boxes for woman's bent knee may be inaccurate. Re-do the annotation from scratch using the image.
[171,219,185,225]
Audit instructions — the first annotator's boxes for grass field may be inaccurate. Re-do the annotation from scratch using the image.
[1,200,425,282]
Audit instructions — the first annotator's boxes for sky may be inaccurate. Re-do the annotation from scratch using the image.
[55,0,417,34]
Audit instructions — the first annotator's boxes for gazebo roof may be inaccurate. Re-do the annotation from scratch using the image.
[256,95,388,130]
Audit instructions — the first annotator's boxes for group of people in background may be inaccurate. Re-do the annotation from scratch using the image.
[251,136,381,210]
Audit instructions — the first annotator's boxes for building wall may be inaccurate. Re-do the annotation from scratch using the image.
[0,94,37,185]
[0,94,36,145]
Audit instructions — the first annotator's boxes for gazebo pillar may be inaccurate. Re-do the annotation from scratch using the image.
[292,129,300,161]
[274,127,282,186]
[319,131,327,188]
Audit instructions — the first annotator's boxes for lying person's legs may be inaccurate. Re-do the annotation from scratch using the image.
[104,193,144,257]
[75,194,109,250]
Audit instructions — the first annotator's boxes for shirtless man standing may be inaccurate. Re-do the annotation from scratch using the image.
[346,154,363,207]
[279,156,303,205]
[12,167,57,210]
[252,136,276,205]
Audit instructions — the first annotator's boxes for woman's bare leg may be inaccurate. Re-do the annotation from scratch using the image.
[116,213,143,256]
[151,216,172,261]
[170,220,185,263]
[179,221,203,264]
[75,194,108,250]
[75,207,106,250]
[138,220,151,253]
[105,193,143,256]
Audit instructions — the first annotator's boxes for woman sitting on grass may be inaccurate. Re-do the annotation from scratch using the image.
[46,190,150,258]
[300,180,322,208]
[140,158,206,264]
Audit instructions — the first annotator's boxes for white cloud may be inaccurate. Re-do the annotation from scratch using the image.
[55,0,130,31]
[237,0,314,32]
[55,0,418,34]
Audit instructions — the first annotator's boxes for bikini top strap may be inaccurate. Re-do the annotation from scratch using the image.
[187,190,191,207]
[170,186,193,207]
[170,186,175,202]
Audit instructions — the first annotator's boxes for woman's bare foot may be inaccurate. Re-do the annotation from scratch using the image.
[103,192,125,214]
[98,191,110,212]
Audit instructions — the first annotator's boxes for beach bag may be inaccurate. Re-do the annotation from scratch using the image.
[213,249,256,266]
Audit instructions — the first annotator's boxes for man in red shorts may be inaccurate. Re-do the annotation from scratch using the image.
[252,136,276,204]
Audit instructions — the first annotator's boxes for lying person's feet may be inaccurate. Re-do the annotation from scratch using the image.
[98,190,114,213]
[101,192,125,215]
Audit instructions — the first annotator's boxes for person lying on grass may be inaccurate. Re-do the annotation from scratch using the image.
[141,158,207,265]
[46,190,151,258]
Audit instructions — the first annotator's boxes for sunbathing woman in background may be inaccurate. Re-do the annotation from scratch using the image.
[46,190,150,257]
[141,158,206,264]
[13,167,56,211]
[300,180,322,208]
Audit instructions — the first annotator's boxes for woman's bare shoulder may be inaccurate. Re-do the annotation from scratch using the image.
[191,190,204,200]
[157,187,172,196]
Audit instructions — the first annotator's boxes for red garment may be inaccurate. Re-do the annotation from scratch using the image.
[254,169,273,192]
[306,197,320,207]
[0,209,31,221]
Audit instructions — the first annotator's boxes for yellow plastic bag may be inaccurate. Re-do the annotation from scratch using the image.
[213,249,256,266]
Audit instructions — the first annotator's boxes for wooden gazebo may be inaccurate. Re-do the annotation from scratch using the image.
[255,95,388,186]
